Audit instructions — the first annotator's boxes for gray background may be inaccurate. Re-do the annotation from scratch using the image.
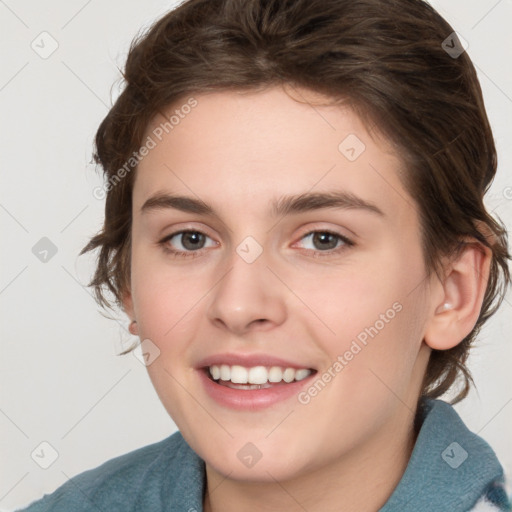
[1,0,511,509]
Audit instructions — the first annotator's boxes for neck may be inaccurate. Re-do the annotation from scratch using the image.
[203,406,418,512]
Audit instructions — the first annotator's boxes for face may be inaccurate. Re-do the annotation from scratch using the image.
[125,86,434,482]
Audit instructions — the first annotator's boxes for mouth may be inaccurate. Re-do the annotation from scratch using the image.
[196,353,318,409]
[203,364,316,390]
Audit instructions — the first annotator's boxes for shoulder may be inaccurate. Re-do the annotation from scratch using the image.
[15,430,205,512]
[381,399,512,511]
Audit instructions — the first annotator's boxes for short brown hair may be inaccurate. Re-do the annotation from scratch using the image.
[82,0,510,404]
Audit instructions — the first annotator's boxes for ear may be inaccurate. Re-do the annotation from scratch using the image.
[423,241,492,350]
[122,290,135,322]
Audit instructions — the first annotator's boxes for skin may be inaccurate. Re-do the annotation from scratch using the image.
[123,85,491,512]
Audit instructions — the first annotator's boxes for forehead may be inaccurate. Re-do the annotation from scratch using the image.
[134,86,415,222]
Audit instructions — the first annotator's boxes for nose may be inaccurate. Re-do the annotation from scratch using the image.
[206,246,287,336]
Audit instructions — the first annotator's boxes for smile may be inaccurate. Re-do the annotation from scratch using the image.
[207,364,313,390]
[197,363,317,410]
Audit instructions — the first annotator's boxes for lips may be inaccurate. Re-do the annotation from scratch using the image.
[196,352,317,410]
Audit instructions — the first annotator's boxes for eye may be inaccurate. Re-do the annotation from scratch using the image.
[295,230,354,257]
[159,228,354,259]
[159,230,217,259]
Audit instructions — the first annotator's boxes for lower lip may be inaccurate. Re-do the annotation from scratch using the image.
[198,369,316,411]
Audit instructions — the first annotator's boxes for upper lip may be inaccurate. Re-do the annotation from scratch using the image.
[196,353,316,370]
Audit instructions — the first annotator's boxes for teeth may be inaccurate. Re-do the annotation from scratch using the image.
[231,365,248,384]
[294,368,311,381]
[210,365,221,380]
[268,366,283,382]
[208,364,312,385]
[220,364,230,381]
[248,366,268,385]
[283,368,295,383]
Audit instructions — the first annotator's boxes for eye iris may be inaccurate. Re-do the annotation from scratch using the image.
[313,232,337,250]
[182,232,204,250]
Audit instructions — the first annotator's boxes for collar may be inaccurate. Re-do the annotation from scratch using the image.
[379,398,506,511]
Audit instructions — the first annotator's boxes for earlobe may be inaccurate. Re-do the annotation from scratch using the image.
[424,241,491,351]
[128,320,138,335]
[122,292,139,335]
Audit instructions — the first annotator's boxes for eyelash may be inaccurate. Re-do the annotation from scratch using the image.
[158,228,355,260]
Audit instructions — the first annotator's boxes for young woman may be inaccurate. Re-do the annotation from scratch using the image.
[18,0,511,510]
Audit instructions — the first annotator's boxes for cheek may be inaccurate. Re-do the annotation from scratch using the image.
[130,247,204,341]
[302,252,427,384]
[294,265,406,345]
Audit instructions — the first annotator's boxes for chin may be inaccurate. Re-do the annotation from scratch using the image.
[207,456,305,482]
[198,438,319,483]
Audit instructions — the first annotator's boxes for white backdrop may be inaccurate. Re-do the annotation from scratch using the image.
[1,0,511,509]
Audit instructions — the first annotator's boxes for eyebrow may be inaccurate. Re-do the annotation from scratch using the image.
[140,190,385,218]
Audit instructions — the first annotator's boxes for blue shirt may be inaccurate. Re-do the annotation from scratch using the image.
[16,399,511,511]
